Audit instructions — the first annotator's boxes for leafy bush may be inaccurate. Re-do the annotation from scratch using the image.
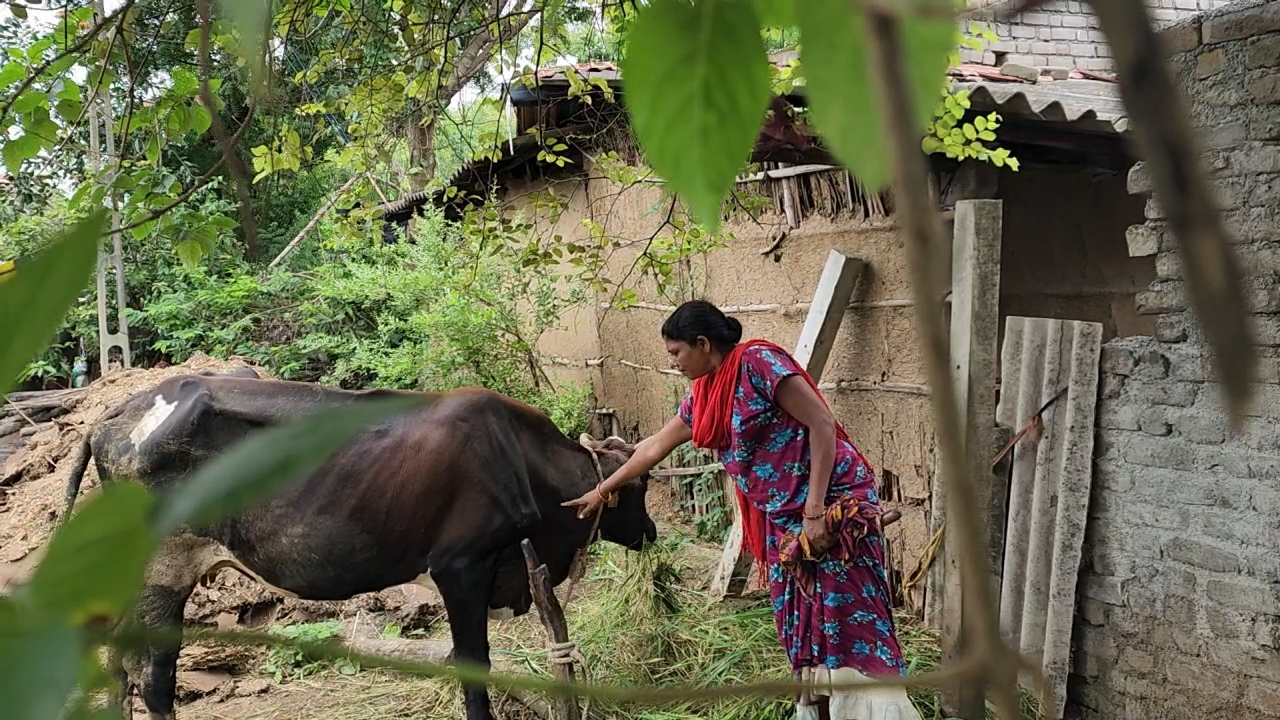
[1,190,594,435]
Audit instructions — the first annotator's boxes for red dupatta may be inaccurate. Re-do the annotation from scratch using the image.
[690,339,851,579]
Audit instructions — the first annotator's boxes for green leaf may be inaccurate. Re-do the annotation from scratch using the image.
[0,61,23,91]
[170,67,200,97]
[0,211,105,394]
[10,90,45,115]
[798,0,956,189]
[151,396,427,535]
[217,0,273,100]
[0,603,82,720]
[756,0,794,27]
[175,240,204,270]
[25,484,156,623]
[144,135,160,165]
[621,0,770,230]
[191,105,213,135]
[8,3,26,20]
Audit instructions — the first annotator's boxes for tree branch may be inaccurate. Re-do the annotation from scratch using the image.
[863,5,1020,719]
[0,0,138,130]
[195,0,261,260]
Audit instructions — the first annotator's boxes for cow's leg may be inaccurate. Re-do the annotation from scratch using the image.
[433,551,501,720]
[105,645,130,718]
[119,534,216,720]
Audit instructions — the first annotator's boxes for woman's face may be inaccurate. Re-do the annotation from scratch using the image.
[664,336,716,379]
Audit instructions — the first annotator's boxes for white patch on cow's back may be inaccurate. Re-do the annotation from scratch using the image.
[130,394,179,448]
[413,571,515,621]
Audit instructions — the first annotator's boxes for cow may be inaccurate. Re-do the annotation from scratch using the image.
[61,373,657,720]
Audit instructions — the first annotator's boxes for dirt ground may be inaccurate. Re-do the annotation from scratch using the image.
[0,357,723,720]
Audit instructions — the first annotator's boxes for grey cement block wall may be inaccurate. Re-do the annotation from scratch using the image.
[1070,2,1280,718]
[961,0,1237,70]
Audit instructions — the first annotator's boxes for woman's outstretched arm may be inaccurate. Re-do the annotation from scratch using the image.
[562,414,692,518]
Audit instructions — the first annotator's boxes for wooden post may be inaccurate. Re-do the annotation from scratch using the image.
[708,250,866,599]
[935,199,1003,719]
[521,539,582,720]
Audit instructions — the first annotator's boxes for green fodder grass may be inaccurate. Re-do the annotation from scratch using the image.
[495,535,1041,720]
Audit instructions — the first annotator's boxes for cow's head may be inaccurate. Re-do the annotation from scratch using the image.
[580,435,658,551]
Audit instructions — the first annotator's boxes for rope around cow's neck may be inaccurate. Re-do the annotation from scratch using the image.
[526,437,611,718]
[565,437,611,607]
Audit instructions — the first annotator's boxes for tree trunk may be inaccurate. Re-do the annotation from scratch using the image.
[408,104,439,194]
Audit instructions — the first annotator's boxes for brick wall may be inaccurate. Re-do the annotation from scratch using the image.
[1070,2,1280,718]
[961,0,1236,71]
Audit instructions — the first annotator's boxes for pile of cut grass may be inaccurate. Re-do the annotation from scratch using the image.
[495,535,1040,720]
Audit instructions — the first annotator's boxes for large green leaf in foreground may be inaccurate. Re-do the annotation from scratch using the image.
[0,211,106,395]
[622,0,772,230]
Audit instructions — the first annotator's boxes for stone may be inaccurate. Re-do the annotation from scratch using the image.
[1101,373,1126,399]
[1165,537,1239,573]
[1136,282,1188,315]
[1244,682,1280,715]
[1128,379,1198,408]
[1176,411,1229,445]
[1200,121,1251,149]
[1156,251,1183,280]
[1098,405,1140,431]
[1207,604,1253,640]
[1126,224,1162,257]
[1082,575,1126,606]
[1127,161,1152,195]
[1146,197,1166,220]
[1160,17,1203,54]
[1138,406,1173,436]
[1253,316,1280,347]
[1156,315,1189,343]
[1246,33,1280,69]
[1245,276,1280,313]
[1197,48,1227,78]
[1042,65,1071,80]
[1124,435,1195,470]
[1249,173,1280,207]
[1167,349,1216,382]
[1206,578,1280,615]
[1229,145,1280,176]
[1101,345,1136,376]
[1203,3,1280,45]
[1221,206,1278,243]
[1135,349,1171,380]
[998,62,1040,82]
[1255,615,1280,648]
[1078,598,1111,626]
[1249,73,1280,105]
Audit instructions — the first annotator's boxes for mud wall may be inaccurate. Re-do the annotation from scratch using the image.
[509,171,938,608]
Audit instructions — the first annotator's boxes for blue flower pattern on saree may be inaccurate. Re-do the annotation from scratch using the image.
[678,345,907,679]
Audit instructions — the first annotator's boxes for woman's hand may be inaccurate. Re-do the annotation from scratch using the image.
[802,513,834,556]
[561,487,607,520]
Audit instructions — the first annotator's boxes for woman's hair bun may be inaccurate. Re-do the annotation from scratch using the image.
[725,316,744,344]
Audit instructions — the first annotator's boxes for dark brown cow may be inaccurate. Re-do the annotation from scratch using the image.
[62,374,656,720]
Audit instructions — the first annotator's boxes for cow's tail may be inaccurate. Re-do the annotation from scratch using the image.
[61,435,94,526]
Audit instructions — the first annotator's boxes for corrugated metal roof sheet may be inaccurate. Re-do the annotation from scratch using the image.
[527,59,1128,132]
[950,76,1130,132]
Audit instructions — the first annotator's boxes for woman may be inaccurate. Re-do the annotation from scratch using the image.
[564,300,921,720]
